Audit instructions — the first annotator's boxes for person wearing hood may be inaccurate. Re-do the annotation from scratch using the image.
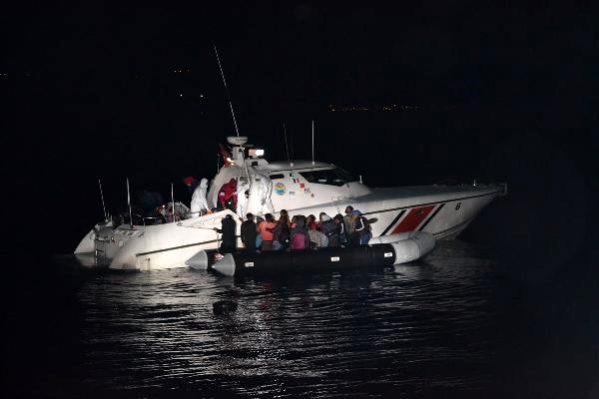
[190,178,210,218]
[218,178,238,212]
[245,171,274,215]
[235,176,250,219]
[319,212,340,247]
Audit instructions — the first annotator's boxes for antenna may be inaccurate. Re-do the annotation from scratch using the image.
[98,178,108,222]
[214,46,252,191]
[170,182,175,222]
[289,129,294,166]
[311,119,315,165]
[283,123,291,164]
[126,178,133,229]
[214,46,240,137]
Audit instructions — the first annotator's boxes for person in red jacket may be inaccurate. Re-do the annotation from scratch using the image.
[218,178,238,211]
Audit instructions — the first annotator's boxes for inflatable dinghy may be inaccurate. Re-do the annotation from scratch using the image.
[187,231,435,277]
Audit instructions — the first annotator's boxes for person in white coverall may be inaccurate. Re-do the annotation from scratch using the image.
[190,178,209,218]
[246,172,274,216]
[236,177,251,219]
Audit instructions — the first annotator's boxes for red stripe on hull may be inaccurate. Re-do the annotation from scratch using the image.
[392,205,435,234]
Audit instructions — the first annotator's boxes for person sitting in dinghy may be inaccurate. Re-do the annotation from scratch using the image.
[319,212,340,247]
[306,214,318,231]
[257,214,277,251]
[307,219,329,249]
[344,206,355,237]
[290,215,310,250]
[333,214,349,247]
[272,210,291,251]
[255,216,264,249]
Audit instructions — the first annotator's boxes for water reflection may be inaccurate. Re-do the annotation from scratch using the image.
[58,241,501,396]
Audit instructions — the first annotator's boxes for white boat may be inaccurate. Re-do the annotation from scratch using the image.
[74,135,507,271]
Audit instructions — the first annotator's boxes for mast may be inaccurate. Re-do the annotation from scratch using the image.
[214,46,252,189]
[214,46,240,137]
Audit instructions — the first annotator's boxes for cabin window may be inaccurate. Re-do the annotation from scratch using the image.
[299,168,356,186]
[269,174,285,180]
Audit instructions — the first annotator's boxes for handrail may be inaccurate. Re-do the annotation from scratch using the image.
[135,238,219,257]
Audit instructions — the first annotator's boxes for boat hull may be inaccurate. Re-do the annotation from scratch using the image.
[365,186,502,240]
[76,184,505,271]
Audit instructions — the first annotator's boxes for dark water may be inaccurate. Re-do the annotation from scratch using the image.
[3,239,598,398]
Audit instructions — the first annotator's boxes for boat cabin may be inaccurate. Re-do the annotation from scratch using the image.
[256,161,371,212]
[206,137,371,214]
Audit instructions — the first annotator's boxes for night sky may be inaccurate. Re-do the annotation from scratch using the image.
[3,3,597,259]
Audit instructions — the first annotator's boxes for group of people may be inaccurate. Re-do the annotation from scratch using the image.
[148,176,373,254]
[214,205,371,254]
[187,175,274,219]
[133,175,262,226]
[183,176,239,218]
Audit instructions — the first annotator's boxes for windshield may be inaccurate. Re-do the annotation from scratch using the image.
[299,168,357,186]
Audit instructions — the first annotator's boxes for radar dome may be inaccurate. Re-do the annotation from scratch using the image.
[227,136,248,146]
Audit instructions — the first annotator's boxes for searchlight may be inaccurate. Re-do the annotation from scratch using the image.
[248,148,264,158]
